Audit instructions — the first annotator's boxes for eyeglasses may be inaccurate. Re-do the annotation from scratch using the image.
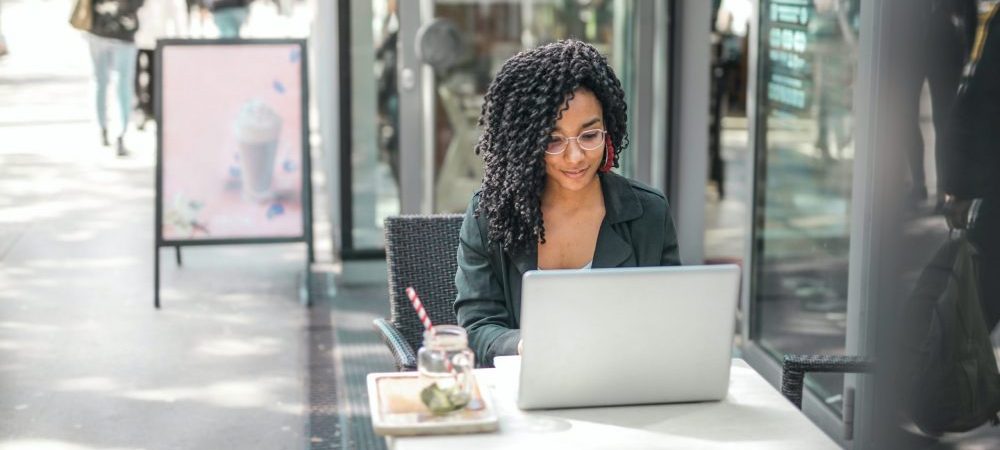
[545,129,607,155]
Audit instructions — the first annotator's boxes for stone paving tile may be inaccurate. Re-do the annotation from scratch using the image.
[0,1,318,448]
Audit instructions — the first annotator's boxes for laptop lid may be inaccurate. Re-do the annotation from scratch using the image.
[517,265,740,410]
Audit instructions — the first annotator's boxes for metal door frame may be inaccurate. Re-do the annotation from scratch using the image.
[737,0,876,445]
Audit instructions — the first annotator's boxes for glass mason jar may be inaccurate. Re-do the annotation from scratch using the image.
[417,325,475,414]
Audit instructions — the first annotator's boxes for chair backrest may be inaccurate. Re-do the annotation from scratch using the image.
[384,214,465,353]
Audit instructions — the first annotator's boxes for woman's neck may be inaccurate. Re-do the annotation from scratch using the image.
[542,174,604,211]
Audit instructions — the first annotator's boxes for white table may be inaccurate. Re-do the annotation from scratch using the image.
[386,356,839,449]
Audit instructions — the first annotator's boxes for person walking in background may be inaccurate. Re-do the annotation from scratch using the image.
[914,0,977,210]
[942,0,1000,327]
[134,0,188,129]
[85,0,145,156]
[0,0,8,57]
[207,0,251,38]
[184,0,211,36]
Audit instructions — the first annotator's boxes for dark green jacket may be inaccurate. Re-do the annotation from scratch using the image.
[454,172,681,366]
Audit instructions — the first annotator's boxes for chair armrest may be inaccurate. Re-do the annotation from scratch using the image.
[373,318,417,371]
[781,354,875,409]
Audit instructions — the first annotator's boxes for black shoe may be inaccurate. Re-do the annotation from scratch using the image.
[101,129,110,147]
[116,137,129,157]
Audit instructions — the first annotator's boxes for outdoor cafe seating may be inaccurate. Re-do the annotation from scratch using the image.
[370,214,870,448]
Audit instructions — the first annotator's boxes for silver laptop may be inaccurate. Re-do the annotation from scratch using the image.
[517,264,741,410]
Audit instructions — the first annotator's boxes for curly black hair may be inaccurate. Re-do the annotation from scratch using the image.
[474,39,629,254]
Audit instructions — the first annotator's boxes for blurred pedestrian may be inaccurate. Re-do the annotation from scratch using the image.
[375,0,399,187]
[0,0,8,57]
[134,0,187,129]
[207,0,251,38]
[135,0,186,50]
[901,1,1000,436]
[943,0,1000,327]
[184,0,210,36]
[812,0,859,161]
[84,0,145,156]
[919,0,977,210]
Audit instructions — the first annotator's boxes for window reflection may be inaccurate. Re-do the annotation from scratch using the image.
[752,0,861,414]
[705,0,752,265]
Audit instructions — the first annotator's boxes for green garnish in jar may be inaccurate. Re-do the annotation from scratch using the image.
[420,383,471,415]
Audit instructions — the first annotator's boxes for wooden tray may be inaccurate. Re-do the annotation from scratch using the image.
[366,371,499,436]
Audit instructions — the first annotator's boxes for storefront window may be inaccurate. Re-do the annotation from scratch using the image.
[751,0,861,414]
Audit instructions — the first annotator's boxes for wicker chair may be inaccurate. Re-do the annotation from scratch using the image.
[780,354,875,409]
[373,215,465,371]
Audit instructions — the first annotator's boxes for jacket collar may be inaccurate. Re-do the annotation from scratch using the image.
[510,172,642,273]
[600,171,643,224]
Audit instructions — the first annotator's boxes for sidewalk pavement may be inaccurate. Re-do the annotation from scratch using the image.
[0,1,323,448]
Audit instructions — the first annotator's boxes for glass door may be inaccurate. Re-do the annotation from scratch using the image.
[339,0,666,255]
[338,0,403,257]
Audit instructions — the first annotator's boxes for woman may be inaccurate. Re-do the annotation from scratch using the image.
[86,0,145,156]
[455,40,681,367]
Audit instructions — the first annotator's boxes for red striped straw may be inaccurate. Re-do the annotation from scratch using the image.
[407,287,460,379]
[406,287,434,332]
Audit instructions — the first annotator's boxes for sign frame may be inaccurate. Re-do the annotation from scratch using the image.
[153,38,314,308]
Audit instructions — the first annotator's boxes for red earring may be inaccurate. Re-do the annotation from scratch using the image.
[600,136,615,173]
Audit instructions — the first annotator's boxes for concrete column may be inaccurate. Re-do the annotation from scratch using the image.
[669,0,711,265]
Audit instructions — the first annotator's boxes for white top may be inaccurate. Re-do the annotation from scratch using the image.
[386,357,839,450]
[537,261,592,271]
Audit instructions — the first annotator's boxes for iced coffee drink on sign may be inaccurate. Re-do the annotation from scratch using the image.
[235,99,282,202]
